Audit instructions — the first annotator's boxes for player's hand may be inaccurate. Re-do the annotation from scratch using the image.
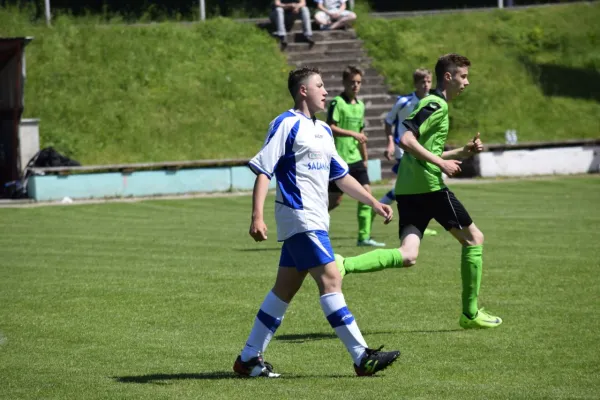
[440,159,462,177]
[373,202,393,225]
[249,219,268,242]
[291,6,300,13]
[354,133,368,144]
[463,132,484,155]
[384,143,395,161]
[329,11,340,19]
[363,161,368,169]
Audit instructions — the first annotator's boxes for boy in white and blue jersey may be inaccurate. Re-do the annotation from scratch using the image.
[233,67,400,378]
[379,68,438,236]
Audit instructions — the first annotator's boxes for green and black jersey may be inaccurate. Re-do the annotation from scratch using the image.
[327,94,365,165]
[395,89,450,195]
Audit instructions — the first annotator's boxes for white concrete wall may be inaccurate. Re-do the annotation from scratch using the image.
[29,159,383,202]
[478,145,600,177]
[18,118,40,174]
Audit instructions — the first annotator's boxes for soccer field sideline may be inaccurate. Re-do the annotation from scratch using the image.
[1,174,597,209]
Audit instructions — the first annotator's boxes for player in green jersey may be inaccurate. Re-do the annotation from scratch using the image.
[328,65,385,247]
[333,54,502,329]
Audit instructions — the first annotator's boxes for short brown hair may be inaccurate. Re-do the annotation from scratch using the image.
[288,66,321,98]
[435,53,471,82]
[342,65,364,82]
[413,68,432,83]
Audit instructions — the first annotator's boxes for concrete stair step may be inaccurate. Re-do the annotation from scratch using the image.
[320,66,380,77]
[325,84,388,96]
[320,102,390,119]
[287,48,367,62]
[364,103,397,118]
[367,144,387,150]
[364,123,386,133]
[278,19,395,168]
[256,17,358,41]
[285,39,364,53]
[287,29,357,43]
[321,68,383,79]
[361,93,395,103]
[365,136,389,147]
[364,115,389,127]
[290,55,371,69]
[257,17,325,32]
[323,80,383,92]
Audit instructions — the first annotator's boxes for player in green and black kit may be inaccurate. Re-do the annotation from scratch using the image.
[333,54,502,329]
[328,65,385,247]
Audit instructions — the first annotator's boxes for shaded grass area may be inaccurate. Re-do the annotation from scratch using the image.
[356,2,600,145]
[1,3,599,165]
[1,176,599,399]
[0,10,291,164]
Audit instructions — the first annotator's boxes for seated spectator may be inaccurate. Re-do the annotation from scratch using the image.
[314,0,356,31]
[270,0,315,49]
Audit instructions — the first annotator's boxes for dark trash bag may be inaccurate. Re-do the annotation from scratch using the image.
[30,147,81,168]
[3,147,81,199]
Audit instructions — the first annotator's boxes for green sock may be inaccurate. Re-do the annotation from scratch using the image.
[344,249,403,274]
[461,245,483,318]
[357,203,372,242]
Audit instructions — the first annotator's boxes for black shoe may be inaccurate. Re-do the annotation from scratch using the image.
[278,35,288,51]
[233,355,280,378]
[305,35,315,49]
[354,346,400,376]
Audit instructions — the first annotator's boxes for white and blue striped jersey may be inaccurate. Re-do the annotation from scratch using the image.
[384,92,421,160]
[249,109,349,241]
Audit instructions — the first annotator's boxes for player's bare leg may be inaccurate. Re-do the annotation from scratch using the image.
[272,266,308,303]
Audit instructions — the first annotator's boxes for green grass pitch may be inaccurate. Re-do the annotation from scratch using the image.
[1,176,599,399]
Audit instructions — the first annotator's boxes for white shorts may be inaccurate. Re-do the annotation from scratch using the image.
[314,10,355,25]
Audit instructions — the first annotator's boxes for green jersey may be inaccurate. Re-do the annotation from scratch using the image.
[327,94,365,164]
[395,90,449,195]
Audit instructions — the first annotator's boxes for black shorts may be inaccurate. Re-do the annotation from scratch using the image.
[396,188,473,238]
[329,161,370,193]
